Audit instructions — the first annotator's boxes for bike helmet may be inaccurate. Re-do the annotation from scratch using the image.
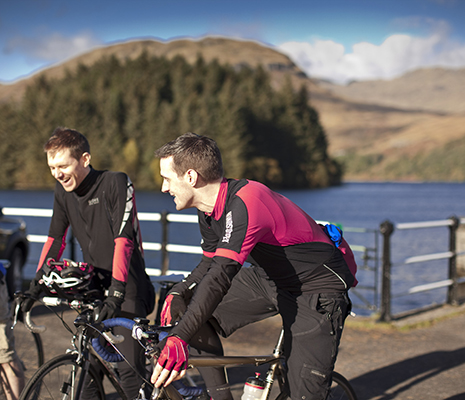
[41,259,94,294]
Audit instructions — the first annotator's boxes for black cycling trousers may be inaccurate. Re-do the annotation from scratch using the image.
[188,321,233,400]
[195,266,352,400]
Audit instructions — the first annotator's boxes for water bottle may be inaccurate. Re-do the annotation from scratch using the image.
[241,372,265,400]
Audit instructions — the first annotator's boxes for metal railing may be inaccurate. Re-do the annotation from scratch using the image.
[8,205,465,321]
[2,207,201,277]
[3,207,379,312]
[344,226,380,312]
[379,216,465,321]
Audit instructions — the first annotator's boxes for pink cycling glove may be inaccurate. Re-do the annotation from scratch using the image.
[157,336,189,372]
[160,293,187,326]
[160,294,174,326]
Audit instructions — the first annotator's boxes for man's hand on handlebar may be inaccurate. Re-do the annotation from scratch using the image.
[151,335,188,388]
[20,257,57,314]
[95,278,126,323]
[20,281,43,314]
[160,293,187,326]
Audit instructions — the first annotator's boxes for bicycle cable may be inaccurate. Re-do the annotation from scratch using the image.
[86,322,155,389]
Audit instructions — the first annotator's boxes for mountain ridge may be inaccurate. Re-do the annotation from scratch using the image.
[1,36,464,182]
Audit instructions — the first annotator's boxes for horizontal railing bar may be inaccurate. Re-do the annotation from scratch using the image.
[358,266,376,272]
[27,234,48,243]
[137,212,161,221]
[396,220,454,230]
[167,214,199,223]
[408,279,453,294]
[166,244,203,254]
[344,227,378,233]
[394,277,465,298]
[395,251,454,266]
[3,207,53,217]
[349,245,367,252]
[142,242,162,251]
[146,268,190,277]
[393,279,454,297]
[4,207,200,224]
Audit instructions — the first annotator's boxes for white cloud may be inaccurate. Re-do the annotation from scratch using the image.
[5,30,102,63]
[278,20,465,84]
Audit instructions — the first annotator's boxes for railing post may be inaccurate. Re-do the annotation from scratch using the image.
[160,210,169,276]
[379,220,394,322]
[447,215,460,305]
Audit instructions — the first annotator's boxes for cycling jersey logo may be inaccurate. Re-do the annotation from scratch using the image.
[88,198,99,206]
[222,211,233,243]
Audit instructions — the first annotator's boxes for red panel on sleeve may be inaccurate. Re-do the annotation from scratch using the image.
[37,232,67,270]
[214,248,242,263]
[112,237,134,282]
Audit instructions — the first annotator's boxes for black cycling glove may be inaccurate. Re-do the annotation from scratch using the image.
[21,278,43,313]
[20,261,50,313]
[96,278,126,322]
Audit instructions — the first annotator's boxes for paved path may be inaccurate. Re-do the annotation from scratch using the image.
[24,303,465,399]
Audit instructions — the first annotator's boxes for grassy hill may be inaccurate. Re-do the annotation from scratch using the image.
[1,36,464,182]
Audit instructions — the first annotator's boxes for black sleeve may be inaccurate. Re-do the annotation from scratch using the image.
[169,200,250,342]
[170,256,242,342]
[169,255,212,295]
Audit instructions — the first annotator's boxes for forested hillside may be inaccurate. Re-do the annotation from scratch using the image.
[0,52,341,190]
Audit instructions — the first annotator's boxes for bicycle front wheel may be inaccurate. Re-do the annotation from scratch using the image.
[13,320,44,381]
[328,372,357,400]
[19,353,105,400]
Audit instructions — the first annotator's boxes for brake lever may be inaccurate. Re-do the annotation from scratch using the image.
[12,298,21,328]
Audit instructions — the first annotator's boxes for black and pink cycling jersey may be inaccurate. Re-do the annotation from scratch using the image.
[171,178,355,342]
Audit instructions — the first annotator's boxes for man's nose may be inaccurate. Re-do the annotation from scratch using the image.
[161,181,169,193]
[52,169,62,179]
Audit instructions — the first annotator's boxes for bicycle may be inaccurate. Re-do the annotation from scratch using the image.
[17,274,185,400]
[20,274,357,400]
[18,289,131,400]
[147,275,357,400]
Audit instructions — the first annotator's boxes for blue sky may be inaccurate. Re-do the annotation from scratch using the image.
[1,0,465,84]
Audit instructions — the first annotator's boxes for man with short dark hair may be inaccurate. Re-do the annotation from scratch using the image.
[151,132,356,400]
[23,127,155,399]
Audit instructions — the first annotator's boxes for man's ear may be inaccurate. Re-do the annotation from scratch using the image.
[186,169,199,187]
[81,152,91,168]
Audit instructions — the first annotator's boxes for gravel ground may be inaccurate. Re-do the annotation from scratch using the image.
[22,303,465,400]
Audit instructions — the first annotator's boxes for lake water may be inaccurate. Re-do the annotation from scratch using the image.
[2,181,465,316]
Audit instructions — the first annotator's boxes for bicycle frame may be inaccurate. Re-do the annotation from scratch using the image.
[21,294,129,400]
[145,328,287,400]
[73,311,127,399]
[191,328,286,400]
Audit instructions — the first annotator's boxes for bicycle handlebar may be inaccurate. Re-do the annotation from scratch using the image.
[12,293,46,333]
[91,318,204,398]
[91,318,136,362]
[24,311,46,333]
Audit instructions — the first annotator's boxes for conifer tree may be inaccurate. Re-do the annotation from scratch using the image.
[0,51,341,189]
